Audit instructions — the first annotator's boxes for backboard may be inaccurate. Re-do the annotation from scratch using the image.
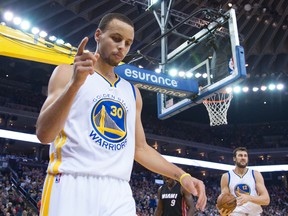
[157,9,246,120]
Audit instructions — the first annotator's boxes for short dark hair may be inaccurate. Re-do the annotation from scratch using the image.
[98,13,134,31]
[233,147,248,157]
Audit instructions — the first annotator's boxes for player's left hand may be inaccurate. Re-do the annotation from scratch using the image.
[236,191,250,206]
[181,175,207,211]
[217,206,232,216]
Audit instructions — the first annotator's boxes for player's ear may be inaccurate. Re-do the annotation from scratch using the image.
[95,28,101,42]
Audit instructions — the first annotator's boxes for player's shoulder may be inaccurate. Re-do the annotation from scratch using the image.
[133,84,142,104]
[158,185,164,193]
[133,84,141,94]
[222,171,229,177]
[49,64,73,86]
[251,169,263,178]
[51,64,73,77]
[55,64,73,72]
[221,172,230,181]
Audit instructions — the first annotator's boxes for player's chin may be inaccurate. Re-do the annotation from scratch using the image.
[240,163,248,167]
[111,59,122,67]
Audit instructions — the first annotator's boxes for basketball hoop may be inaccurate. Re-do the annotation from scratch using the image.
[203,92,233,126]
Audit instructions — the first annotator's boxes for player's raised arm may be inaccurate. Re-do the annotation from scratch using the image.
[36,37,99,143]
[71,37,99,87]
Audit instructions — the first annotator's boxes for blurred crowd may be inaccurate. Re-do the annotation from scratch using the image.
[0,81,287,147]
[0,171,38,216]
[142,115,288,150]
[1,86,288,150]
[132,170,288,216]
[1,155,287,216]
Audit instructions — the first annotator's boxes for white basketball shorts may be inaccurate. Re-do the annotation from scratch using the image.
[40,173,136,216]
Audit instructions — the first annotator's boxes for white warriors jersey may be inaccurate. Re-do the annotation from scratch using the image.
[228,169,263,215]
[47,71,136,181]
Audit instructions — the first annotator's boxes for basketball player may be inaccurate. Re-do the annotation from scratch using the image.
[36,13,207,215]
[218,147,270,216]
[154,176,195,216]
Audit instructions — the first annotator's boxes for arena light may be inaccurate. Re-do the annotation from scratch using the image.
[268,84,276,90]
[13,17,22,25]
[64,42,72,47]
[3,11,13,21]
[233,86,241,93]
[20,20,30,30]
[178,71,185,77]
[223,83,285,94]
[168,68,178,77]
[226,87,233,93]
[39,30,48,38]
[155,68,161,74]
[31,27,40,34]
[249,165,288,172]
[0,129,40,143]
[242,86,249,92]
[56,39,64,45]
[0,130,287,172]
[252,87,259,92]
[276,83,284,90]
[244,4,252,12]
[1,10,78,58]
[260,85,267,91]
[195,73,201,78]
[163,155,288,172]
[49,35,57,42]
[186,71,193,78]
[163,155,234,171]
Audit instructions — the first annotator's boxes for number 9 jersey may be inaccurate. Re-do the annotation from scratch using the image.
[159,182,187,216]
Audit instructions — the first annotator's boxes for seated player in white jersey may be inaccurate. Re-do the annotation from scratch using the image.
[36,13,207,216]
[218,147,270,216]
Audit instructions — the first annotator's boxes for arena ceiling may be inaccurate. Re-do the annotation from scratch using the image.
[1,0,287,122]
[1,0,287,76]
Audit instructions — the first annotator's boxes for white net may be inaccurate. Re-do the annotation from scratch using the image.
[203,92,233,126]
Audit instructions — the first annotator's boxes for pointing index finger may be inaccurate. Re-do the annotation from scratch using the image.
[76,37,89,56]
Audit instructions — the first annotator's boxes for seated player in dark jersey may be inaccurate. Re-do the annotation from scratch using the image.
[154,176,195,216]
